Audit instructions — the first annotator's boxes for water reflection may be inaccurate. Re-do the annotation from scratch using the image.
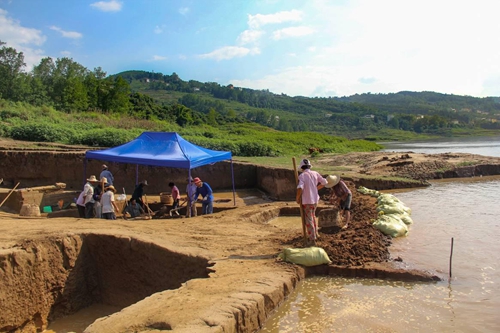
[260,177,500,333]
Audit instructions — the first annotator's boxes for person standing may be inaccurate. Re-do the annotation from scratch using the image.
[83,175,99,218]
[185,177,197,217]
[327,175,352,228]
[168,182,180,215]
[193,177,213,215]
[101,185,119,220]
[76,190,86,218]
[296,159,328,246]
[100,164,114,185]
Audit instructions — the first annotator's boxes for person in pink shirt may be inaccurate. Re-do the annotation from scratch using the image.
[296,159,328,246]
[168,182,180,215]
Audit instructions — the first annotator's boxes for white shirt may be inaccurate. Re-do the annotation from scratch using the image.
[297,169,327,205]
[101,191,115,214]
[83,182,94,204]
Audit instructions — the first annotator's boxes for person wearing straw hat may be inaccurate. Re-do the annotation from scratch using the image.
[83,175,99,218]
[326,175,352,228]
[193,177,213,215]
[296,159,328,246]
[101,185,119,220]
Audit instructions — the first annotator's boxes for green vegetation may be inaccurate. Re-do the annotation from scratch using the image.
[1,40,499,158]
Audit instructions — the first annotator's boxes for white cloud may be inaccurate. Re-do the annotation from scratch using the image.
[178,54,187,60]
[248,9,302,29]
[0,9,46,69]
[49,26,82,39]
[237,29,264,45]
[198,46,260,61]
[179,7,189,15]
[60,50,71,56]
[90,0,122,12]
[272,26,314,40]
[152,55,167,61]
[0,9,46,46]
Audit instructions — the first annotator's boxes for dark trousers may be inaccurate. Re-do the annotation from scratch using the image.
[85,202,95,218]
[77,205,85,218]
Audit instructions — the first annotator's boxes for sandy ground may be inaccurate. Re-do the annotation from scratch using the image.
[2,141,500,332]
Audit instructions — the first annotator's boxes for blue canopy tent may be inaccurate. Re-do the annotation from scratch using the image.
[84,131,236,205]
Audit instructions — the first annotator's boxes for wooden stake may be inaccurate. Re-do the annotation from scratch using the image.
[292,157,307,241]
[143,194,153,217]
[0,182,20,208]
[449,237,454,280]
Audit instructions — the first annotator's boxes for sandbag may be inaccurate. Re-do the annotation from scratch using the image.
[357,186,380,197]
[278,247,332,267]
[399,212,414,225]
[377,202,411,215]
[373,215,408,238]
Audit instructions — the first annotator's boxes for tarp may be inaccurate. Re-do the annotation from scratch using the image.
[84,131,236,204]
[85,132,232,169]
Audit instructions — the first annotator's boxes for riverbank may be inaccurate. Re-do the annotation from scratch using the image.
[1,145,500,332]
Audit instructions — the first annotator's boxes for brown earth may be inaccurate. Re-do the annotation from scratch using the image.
[2,140,500,332]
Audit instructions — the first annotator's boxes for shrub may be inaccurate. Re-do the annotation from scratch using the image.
[10,122,74,142]
[70,128,139,147]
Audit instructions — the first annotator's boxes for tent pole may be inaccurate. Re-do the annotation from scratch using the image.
[83,159,88,187]
[231,159,236,206]
[136,164,139,185]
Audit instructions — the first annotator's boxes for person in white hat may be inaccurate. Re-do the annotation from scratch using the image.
[83,175,99,218]
[296,159,328,245]
[101,185,119,220]
[326,175,352,228]
[185,177,197,218]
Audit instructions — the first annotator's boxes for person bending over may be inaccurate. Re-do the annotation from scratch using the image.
[193,177,213,215]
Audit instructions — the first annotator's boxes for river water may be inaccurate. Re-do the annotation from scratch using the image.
[260,137,500,333]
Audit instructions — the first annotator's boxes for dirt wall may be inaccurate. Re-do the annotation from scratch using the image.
[0,151,298,201]
[0,234,211,332]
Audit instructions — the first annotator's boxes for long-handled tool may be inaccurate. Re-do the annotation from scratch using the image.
[169,198,187,217]
[0,182,20,208]
[143,194,154,217]
[292,157,307,241]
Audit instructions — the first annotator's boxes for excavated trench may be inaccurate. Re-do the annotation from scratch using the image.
[0,234,212,332]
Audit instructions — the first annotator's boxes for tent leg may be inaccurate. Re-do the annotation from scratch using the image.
[136,164,139,185]
[83,159,88,188]
[231,159,236,206]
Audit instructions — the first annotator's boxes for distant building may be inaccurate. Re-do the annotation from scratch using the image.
[363,114,375,119]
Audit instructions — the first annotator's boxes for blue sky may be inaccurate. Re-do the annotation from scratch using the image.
[1,0,499,98]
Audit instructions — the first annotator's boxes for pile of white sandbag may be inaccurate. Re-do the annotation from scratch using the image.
[357,186,414,238]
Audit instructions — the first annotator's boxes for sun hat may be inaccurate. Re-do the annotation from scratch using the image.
[141,180,149,186]
[102,164,108,170]
[87,175,98,182]
[193,177,202,184]
[105,185,116,192]
[299,158,312,169]
[325,175,340,188]
[100,177,108,184]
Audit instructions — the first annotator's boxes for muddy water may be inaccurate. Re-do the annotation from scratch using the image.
[261,176,500,333]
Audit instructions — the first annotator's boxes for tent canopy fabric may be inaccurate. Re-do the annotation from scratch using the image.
[85,132,232,169]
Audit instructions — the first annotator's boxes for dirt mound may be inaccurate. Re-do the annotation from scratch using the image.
[281,181,392,266]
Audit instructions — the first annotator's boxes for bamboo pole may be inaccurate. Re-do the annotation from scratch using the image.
[0,182,20,208]
[143,194,153,217]
[292,157,307,241]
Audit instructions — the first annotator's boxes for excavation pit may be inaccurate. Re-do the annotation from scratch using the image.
[0,233,212,332]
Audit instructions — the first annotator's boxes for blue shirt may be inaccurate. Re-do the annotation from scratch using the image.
[100,169,114,185]
[195,182,213,203]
